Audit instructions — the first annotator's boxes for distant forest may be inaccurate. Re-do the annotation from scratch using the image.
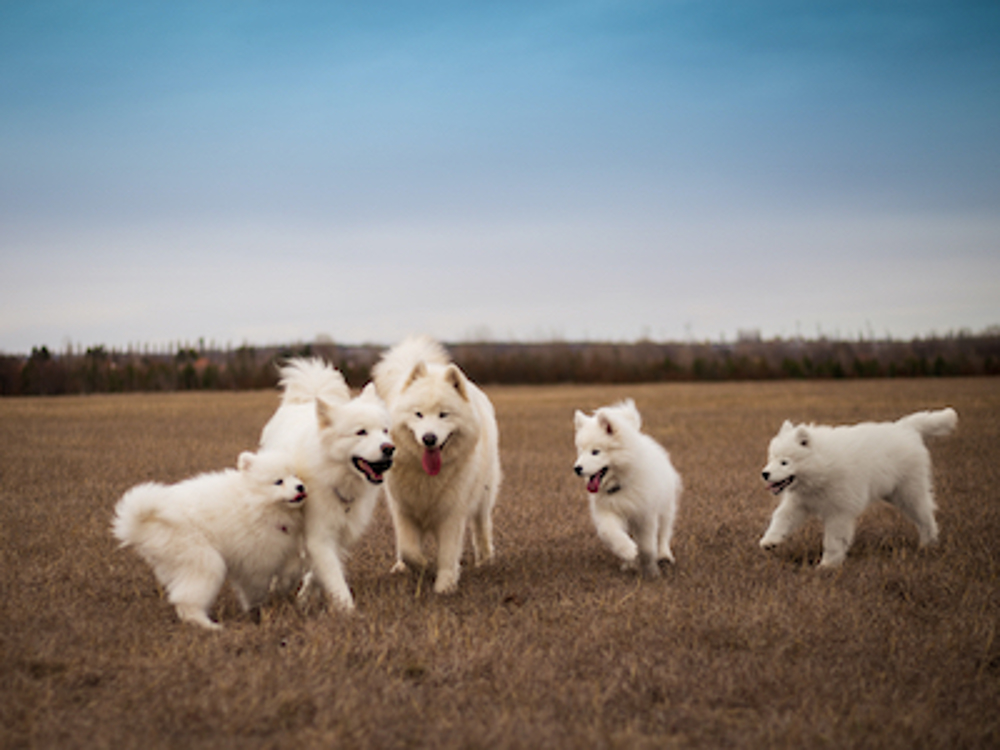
[2,331,999,396]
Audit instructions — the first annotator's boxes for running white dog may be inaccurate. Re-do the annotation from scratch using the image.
[760,408,958,567]
[573,399,681,577]
[372,336,501,594]
[112,450,307,630]
[259,358,394,611]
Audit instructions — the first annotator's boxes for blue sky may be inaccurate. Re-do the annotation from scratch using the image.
[2,0,998,354]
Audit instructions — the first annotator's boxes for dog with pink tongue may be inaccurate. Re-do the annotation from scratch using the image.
[373,336,501,594]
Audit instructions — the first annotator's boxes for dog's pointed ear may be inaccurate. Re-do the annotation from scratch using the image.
[574,410,587,429]
[359,381,381,402]
[237,451,255,472]
[316,397,336,430]
[795,425,810,447]
[444,365,469,400]
[597,412,616,436]
[403,361,427,390]
[779,420,794,434]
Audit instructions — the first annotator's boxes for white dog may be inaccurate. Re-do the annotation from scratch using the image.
[372,336,501,594]
[760,408,958,567]
[112,450,307,630]
[259,358,394,611]
[573,399,681,577]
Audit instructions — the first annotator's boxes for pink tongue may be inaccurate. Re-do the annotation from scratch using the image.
[587,474,601,493]
[422,448,442,476]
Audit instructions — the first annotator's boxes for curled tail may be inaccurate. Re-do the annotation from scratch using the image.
[111,483,168,548]
[896,408,958,437]
[277,357,350,405]
[372,335,450,397]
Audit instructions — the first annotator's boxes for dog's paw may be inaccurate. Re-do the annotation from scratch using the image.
[433,571,459,595]
[619,557,639,572]
[759,537,779,550]
[331,597,356,613]
[390,560,410,575]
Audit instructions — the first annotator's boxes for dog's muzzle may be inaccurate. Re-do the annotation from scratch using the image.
[354,444,394,485]
[762,471,795,494]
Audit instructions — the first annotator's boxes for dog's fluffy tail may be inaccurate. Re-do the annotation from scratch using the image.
[896,408,958,438]
[277,357,351,405]
[372,335,450,397]
[111,483,168,548]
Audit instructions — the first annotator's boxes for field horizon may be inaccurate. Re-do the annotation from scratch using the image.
[2,378,998,748]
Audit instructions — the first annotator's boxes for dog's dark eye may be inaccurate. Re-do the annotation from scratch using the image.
[781,460,788,466]
[439,411,448,419]
[275,479,284,486]
[415,411,423,419]
[357,429,368,436]
[591,449,600,455]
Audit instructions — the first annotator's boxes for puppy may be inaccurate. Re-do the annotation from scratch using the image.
[573,399,681,577]
[760,408,957,567]
[112,450,306,630]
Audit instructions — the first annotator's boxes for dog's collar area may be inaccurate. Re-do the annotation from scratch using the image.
[333,486,354,508]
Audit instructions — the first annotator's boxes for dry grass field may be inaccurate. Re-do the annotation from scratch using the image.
[1,378,998,748]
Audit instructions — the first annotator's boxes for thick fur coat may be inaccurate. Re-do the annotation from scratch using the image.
[372,336,501,594]
[574,399,681,577]
[760,408,958,567]
[260,358,394,610]
[112,450,307,630]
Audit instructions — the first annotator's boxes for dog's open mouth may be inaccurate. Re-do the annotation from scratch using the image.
[587,467,608,494]
[768,476,795,494]
[289,490,307,505]
[354,456,392,484]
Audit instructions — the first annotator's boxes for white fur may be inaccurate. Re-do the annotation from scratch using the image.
[372,335,501,594]
[759,408,958,567]
[112,450,307,630]
[259,358,394,611]
[573,399,681,577]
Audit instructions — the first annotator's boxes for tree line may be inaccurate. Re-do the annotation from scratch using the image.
[2,331,999,396]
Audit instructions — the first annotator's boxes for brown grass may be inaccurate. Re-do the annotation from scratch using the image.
[1,379,998,748]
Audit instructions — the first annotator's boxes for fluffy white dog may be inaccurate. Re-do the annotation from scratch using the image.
[573,399,681,577]
[259,358,394,611]
[760,408,958,567]
[112,450,307,630]
[372,336,501,594]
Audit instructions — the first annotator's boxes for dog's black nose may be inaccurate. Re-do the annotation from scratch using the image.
[296,484,305,494]
[382,443,395,457]
[422,433,437,448]
[761,471,769,481]
[574,465,583,476]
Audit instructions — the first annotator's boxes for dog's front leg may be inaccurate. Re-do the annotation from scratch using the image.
[307,537,354,610]
[760,496,809,549]
[591,506,639,567]
[433,512,467,594]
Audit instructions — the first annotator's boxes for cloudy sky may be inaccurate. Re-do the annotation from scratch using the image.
[2,1,998,354]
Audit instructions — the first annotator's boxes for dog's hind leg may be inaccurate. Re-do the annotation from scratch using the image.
[634,520,661,578]
[470,496,495,567]
[167,548,227,630]
[890,473,939,546]
[818,514,856,568]
[657,505,676,564]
